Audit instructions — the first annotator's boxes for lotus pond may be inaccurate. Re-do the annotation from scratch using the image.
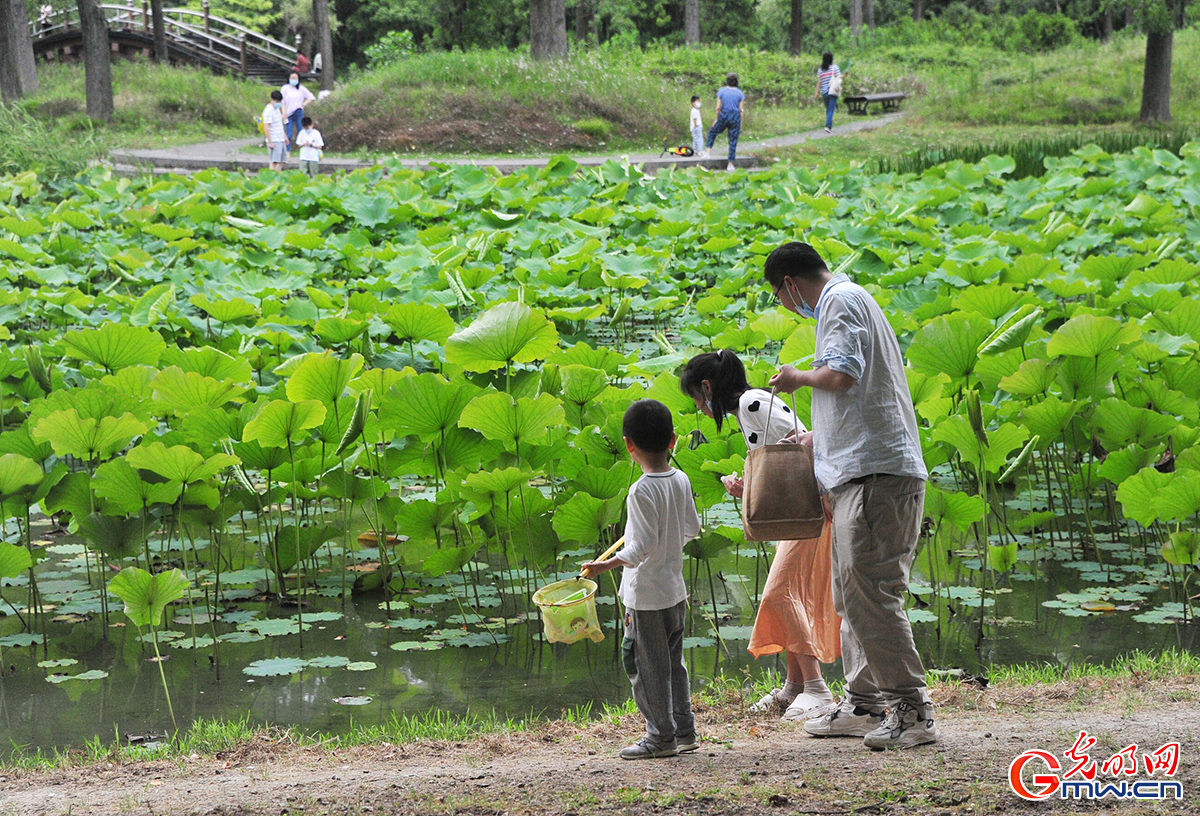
[0,147,1198,754]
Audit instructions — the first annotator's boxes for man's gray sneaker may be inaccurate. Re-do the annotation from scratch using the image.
[619,737,679,760]
[676,733,700,753]
[803,699,885,737]
[863,701,940,750]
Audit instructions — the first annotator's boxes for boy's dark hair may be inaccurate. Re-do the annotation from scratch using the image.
[726,72,739,87]
[764,242,829,288]
[680,350,748,432]
[301,116,313,127]
[623,399,675,454]
[691,95,700,103]
[821,52,834,70]
[270,90,283,101]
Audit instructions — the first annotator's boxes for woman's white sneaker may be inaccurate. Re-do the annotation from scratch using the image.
[803,699,884,737]
[863,701,940,750]
[782,692,838,722]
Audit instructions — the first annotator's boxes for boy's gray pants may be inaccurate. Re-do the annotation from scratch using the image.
[691,125,703,154]
[828,474,932,715]
[623,600,694,745]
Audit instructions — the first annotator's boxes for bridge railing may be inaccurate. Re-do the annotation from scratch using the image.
[29,3,298,76]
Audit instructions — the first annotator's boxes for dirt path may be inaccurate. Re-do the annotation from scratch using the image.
[107,114,903,176]
[1,678,1196,816]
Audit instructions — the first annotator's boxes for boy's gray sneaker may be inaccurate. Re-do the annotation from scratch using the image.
[676,733,700,753]
[803,699,885,737]
[863,701,939,750]
[619,737,679,760]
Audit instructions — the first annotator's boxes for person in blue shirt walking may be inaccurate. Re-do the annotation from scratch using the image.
[701,73,745,171]
[817,52,843,133]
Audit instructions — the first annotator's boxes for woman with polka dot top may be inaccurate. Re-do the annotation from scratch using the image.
[681,350,842,723]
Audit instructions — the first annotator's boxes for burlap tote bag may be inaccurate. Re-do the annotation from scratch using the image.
[740,389,825,541]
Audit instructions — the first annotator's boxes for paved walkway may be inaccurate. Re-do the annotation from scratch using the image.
[108,113,903,176]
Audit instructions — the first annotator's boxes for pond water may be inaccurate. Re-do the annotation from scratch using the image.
[1,508,1195,756]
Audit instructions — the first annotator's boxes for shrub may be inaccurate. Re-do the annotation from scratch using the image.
[0,104,98,179]
[1016,12,1079,51]
[365,30,416,69]
[573,117,612,140]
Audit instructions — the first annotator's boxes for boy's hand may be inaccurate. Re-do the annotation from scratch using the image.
[581,558,620,580]
[721,474,744,498]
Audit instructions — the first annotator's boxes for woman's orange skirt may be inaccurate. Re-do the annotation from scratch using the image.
[747,524,841,664]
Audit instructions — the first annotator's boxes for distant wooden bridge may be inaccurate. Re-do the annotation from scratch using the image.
[30,3,300,85]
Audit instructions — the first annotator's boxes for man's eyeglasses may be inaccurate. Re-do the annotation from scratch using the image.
[771,283,783,304]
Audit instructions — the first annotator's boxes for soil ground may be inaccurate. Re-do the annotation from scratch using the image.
[1,675,1196,816]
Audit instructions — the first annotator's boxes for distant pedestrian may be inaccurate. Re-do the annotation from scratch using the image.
[312,52,323,74]
[817,53,843,134]
[702,73,745,172]
[689,96,703,156]
[262,90,288,171]
[280,72,315,156]
[38,4,53,32]
[295,117,324,178]
[295,53,310,74]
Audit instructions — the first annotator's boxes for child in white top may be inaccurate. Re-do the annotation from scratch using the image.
[583,399,701,760]
[295,117,324,178]
[262,90,287,171]
[689,95,703,156]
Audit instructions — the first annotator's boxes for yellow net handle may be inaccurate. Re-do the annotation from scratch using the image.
[578,535,625,577]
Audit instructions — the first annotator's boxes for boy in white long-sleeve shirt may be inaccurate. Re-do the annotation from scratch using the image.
[583,399,701,760]
[295,117,324,178]
[689,96,703,156]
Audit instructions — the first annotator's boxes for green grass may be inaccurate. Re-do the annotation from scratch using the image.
[3,649,1192,771]
[13,58,267,150]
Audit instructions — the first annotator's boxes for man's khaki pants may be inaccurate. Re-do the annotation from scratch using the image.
[829,474,931,713]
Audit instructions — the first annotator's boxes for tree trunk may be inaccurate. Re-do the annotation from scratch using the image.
[788,0,802,55]
[0,0,38,99]
[849,0,863,38]
[575,0,592,45]
[313,0,333,91]
[530,0,567,59]
[76,0,114,121]
[865,0,875,30]
[1101,5,1113,40]
[1139,30,1172,123]
[684,0,699,46]
[150,0,167,63]
[1124,4,1135,29]
[913,0,925,21]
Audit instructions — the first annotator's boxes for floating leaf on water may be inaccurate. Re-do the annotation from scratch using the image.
[218,631,266,644]
[243,658,308,677]
[239,618,307,637]
[291,611,344,623]
[46,670,108,684]
[333,696,373,706]
[907,609,939,623]
[0,633,43,647]
[37,658,79,668]
[390,640,444,652]
[683,637,715,649]
[307,655,351,668]
[385,618,437,631]
[346,661,377,671]
[167,635,216,650]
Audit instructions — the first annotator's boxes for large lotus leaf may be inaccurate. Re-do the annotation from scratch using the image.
[284,352,365,406]
[551,492,622,547]
[0,541,32,579]
[458,392,564,449]
[684,530,734,561]
[1116,467,1172,527]
[1161,531,1200,567]
[560,365,610,423]
[1156,471,1200,522]
[572,460,636,501]
[381,374,478,442]
[780,324,818,366]
[924,485,985,533]
[189,294,258,324]
[394,499,457,543]
[107,567,190,629]
[126,442,240,484]
[422,543,483,577]
[0,454,44,501]
[270,523,340,575]
[1093,398,1176,450]
[1096,444,1163,486]
[342,192,394,229]
[33,410,148,461]
[314,317,369,345]
[1055,352,1121,400]
[151,367,248,415]
[906,313,992,382]
[93,459,183,513]
[987,541,1019,573]
[243,657,308,677]
[998,359,1058,398]
[460,467,531,504]
[978,305,1042,357]
[0,425,52,464]
[383,302,455,345]
[930,416,1028,474]
[243,400,327,448]
[61,324,166,371]
[444,301,559,372]
[1147,297,1200,340]
[77,513,158,560]
[41,470,93,524]
[1020,396,1080,448]
[232,439,290,471]
[954,285,1030,323]
[160,346,254,383]
[1047,314,1141,358]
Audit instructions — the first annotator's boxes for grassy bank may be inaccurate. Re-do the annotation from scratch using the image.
[3,649,1197,771]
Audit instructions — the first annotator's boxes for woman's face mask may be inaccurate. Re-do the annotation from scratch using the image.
[290,78,299,86]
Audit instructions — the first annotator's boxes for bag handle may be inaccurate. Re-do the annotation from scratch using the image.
[763,386,800,443]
